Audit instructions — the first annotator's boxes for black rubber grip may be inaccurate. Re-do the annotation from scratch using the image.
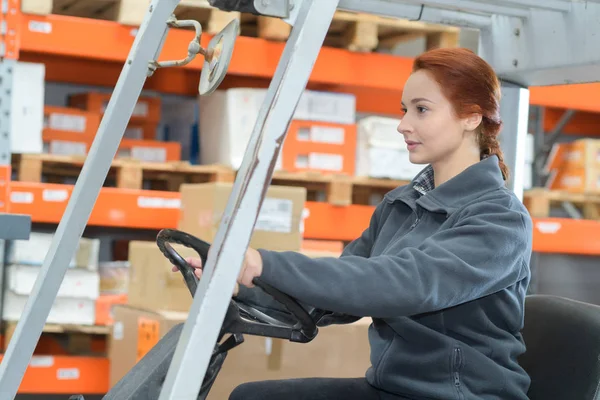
[156,229,210,296]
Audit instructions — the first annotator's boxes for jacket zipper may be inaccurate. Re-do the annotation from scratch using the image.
[453,347,464,400]
[374,213,420,386]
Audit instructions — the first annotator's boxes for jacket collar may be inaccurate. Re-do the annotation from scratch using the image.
[384,155,506,214]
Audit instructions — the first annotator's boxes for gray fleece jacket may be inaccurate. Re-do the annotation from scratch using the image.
[236,155,533,400]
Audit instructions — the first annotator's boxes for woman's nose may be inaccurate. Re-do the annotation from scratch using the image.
[397,119,412,135]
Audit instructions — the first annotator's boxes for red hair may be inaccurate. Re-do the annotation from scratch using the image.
[412,47,509,181]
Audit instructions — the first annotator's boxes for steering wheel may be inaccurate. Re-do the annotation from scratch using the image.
[155,228,333,399]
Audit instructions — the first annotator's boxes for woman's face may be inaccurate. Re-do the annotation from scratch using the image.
[397,70,481,167]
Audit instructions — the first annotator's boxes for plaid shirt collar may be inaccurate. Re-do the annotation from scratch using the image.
[413,165,435,195]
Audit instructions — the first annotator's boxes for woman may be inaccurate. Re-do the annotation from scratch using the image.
[176,47,533,400]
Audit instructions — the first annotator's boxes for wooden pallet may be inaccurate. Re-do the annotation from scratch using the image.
[523,188,600,219]
[12,153,411,205]
[20,0,285,38]
[12,153,235,191]
[242,10,461,50]
[21,0,459,50]
[325,11,460,52]
[271,171,408,206]
[2,321,110,353]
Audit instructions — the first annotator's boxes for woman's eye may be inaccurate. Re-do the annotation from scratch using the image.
[417,106,428,113]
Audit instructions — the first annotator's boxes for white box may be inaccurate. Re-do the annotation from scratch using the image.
[198,88,267,169]
[2,264,99,325]
[356,116,424,180]
[198,88,356,169]
[295,90,356,124]
[7,232,100,270]
[10,62,45,154]
[5,264,100,299]
[3,292,96,325]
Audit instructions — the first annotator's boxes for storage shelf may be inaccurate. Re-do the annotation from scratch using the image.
[15,13,600,114]
[0,355,108,394]
[8,182,600,256]
[18,13,414,96]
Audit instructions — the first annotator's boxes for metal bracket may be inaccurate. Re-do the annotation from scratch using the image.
[148,16,204,74]
[0,58,14,166]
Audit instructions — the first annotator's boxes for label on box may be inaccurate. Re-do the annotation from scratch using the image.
[309,153,343,171]
[48,113,87,133]
[256,198,294,233]
[310,126,345,144]
[57,368,80,380]
[113,321,124,340]
[131,146,167,162]
[137,317,160,362]
[49,140,87,156]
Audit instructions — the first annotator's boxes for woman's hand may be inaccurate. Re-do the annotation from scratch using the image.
[237,248,264,288]
[170,248,263,296]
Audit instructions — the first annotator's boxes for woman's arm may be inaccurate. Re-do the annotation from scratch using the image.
[254,199,533,318]
[233,200,386,316]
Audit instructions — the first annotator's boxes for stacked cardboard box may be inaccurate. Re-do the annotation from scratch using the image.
[108,182,371,398]
[198,88,358,175]
[2,232,101,325]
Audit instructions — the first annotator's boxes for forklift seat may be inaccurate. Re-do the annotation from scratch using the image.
[519,295,600,400]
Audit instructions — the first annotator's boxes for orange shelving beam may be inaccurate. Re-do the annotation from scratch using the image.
[0,355,108,394]
[17,13,414,95]
[8,182,600,256]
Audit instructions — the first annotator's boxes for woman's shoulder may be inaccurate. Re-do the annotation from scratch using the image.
[459,186,533,231]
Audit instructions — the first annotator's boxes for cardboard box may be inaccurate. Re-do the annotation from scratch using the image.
[69,92,161,123]
[546,166,600,193]
[544,139,600,173]
[127,241,198,312]
[280,121,357,176]
[108,305,371,399]
[178,182,307,252]
[43,105,101,135]
[198,88,356,169]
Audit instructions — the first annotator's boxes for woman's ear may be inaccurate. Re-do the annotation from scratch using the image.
[463,113,483,132]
